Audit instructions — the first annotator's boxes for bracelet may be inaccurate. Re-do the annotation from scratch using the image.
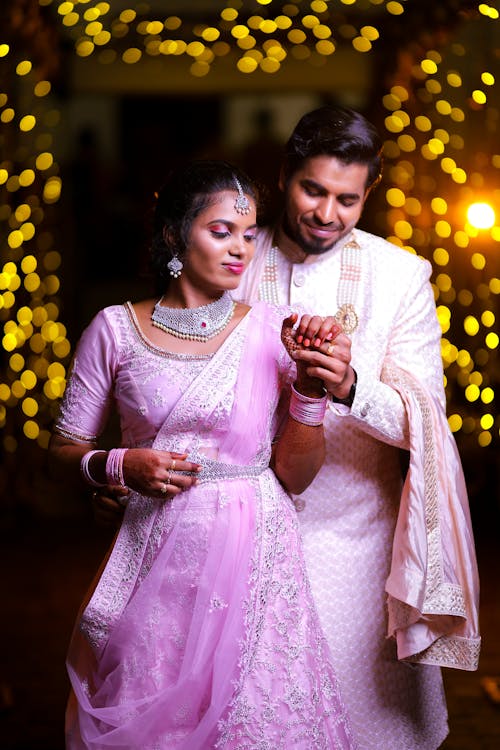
[105,448,128,487]
[289,384,328,426]
[80,450,107,487]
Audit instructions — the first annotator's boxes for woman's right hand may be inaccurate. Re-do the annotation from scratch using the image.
[123,449,202,499]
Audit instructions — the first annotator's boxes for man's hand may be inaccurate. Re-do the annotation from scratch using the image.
[283,314,354,400]
[91,486,127,527]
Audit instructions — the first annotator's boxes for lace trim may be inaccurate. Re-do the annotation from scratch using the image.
[405,634,481,672]
[53,425,97,444]
[384,364,457,605]
[383,363,480,671]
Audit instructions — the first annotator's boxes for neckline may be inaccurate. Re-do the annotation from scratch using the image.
[124,300,252,358]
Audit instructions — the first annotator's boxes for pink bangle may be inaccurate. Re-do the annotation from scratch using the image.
[105,448,128,487]
[80,450,107,487]
[289,385,327,426]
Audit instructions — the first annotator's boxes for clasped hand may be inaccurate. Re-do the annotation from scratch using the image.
[281,313,354,400]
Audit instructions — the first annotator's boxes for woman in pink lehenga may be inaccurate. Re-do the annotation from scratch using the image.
[49,161,355,750]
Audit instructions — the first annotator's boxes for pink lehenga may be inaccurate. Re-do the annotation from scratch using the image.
[56,301,355,750]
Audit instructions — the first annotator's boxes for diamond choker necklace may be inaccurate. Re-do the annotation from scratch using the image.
[151,291,236,341]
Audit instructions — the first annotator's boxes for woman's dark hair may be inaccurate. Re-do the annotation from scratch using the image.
[150,160,258,291]
[283,105,383,190]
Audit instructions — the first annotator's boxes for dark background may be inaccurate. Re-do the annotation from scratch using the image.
[1,2,499,747]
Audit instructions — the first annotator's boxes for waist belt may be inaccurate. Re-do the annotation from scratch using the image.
[192,456,268,484]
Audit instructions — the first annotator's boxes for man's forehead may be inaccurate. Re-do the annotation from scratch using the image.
[297,157,368,192]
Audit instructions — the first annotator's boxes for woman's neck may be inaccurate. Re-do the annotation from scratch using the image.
[160,284,226,310]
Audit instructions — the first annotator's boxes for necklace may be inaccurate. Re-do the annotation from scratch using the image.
[260,233,361,335]
[151,291,236,341]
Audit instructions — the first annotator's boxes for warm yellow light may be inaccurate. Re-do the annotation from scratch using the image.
[485,332,499,349]
[465,384,480,402]
[464,316,480,336]
[466,202,496,229]
[448,414,463,432]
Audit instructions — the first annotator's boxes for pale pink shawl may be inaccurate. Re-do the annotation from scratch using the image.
[384,364,480,671]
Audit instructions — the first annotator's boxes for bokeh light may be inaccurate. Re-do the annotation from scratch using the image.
[1,0,498,461]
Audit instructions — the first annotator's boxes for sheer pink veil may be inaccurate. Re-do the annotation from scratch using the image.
[215,301,293,465]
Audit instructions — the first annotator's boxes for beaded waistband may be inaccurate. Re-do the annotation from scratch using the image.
[193,456,268,484]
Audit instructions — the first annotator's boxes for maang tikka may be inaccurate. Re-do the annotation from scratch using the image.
[233,176,251,215]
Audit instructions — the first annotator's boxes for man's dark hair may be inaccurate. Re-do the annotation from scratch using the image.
[283,105,383,190]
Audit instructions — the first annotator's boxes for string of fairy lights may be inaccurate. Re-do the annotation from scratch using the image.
[0,0,498,458]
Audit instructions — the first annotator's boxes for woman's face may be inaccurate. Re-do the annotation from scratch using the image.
[180,190,257,296]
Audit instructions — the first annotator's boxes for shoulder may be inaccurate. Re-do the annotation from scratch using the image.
[86,302,129,324]
[354,228,431,279]
[78,303,131,347]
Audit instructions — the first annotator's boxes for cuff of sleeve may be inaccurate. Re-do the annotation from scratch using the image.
[327,399,352,416]
[349,371,374,419]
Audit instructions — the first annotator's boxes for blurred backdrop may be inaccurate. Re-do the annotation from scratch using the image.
[0,1,499,748]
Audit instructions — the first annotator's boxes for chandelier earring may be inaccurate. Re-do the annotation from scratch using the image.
[167,250,183,279]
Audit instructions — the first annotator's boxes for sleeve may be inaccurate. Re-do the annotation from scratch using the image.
[54,309,120,443]
[343,258,445,450]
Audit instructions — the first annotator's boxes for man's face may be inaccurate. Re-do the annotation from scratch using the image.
[280,155,370,255]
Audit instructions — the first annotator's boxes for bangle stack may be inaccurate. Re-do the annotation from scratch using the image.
[80,449,107,487]
[289,384,327,426]
[105,447,128,487]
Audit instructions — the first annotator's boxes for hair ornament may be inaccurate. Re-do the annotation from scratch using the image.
[233,176,251,215]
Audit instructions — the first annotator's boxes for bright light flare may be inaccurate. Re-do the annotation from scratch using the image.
[467,202,496,229]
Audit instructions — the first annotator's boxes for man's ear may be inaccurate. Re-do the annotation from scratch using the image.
[278,164,286,193]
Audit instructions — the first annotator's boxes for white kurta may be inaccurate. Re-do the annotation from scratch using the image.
[236,227,453,750]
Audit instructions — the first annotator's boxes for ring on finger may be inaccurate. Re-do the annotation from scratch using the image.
[171,459,176,471]
[326,343,335,356]
[160,483,168,495]
[166,470,172,484]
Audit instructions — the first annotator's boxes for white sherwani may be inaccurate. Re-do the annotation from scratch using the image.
[236,226,480,750]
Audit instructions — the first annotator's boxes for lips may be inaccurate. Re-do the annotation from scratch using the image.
[305,222,342,239]
[224,263,245,275]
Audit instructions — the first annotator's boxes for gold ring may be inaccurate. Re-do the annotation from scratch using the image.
[166,470,171,484]
[160,483,168,494]
[326,343,335,356]
[171,459,176,471]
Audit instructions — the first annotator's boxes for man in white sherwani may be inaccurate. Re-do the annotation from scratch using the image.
[235,105,480,750]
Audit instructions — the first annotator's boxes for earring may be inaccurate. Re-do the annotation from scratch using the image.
[167,251,183,278]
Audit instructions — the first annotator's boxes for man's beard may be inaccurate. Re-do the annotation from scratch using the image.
[282,213,342,256]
